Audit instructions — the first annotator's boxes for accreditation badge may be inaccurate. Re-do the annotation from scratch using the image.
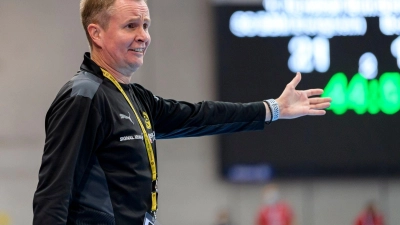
[142,112,152,129]
[143,212,162,225]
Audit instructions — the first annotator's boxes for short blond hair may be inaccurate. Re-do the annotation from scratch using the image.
[80,0,147,48]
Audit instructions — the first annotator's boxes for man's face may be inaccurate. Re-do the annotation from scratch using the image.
[101,0,151,74]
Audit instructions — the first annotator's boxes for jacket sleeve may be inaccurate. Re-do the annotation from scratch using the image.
[32,94,102,225]
[147,94,266,139]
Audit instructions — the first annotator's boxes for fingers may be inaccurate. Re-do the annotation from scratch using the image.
[304,97,331,115]
[308,109,327,116]
[305,89,324,97]
[309,97,332,104]
[288,72,302,88]
[310,102,331,110]
[309,97,331,110]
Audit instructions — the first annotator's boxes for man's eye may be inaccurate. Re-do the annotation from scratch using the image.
[143,24,149,29]
[127,24,136,29]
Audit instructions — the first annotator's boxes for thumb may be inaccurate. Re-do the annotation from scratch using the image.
[288,72,301,88]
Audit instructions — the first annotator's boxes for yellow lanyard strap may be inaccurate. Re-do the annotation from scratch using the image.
[101,68,158,212]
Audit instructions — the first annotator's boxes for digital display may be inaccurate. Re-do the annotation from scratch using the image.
[215,0,400,182]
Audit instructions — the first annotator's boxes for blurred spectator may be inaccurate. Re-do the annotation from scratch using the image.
[215,208,233,225]
[256,184,294,225]
[353,201,384,225]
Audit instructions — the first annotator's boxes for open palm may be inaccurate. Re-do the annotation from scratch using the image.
[276,72,332,119]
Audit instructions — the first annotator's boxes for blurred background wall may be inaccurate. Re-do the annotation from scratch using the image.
[0,0,399,224]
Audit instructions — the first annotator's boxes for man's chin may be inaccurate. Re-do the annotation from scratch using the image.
[129,62,143,72]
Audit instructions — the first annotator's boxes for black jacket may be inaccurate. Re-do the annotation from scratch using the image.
[33,53,266,225]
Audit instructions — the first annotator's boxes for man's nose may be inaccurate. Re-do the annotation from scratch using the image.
[137,28,150,43]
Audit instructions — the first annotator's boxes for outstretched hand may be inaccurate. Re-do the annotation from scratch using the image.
[276,72,331,119]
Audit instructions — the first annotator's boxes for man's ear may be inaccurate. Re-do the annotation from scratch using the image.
[88,24,103,48]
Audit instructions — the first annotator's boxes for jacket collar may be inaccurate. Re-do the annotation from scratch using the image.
[80,52,104,78]
[80,52,132,90]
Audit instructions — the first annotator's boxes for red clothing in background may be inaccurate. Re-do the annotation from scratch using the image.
[354,212,384,225]
[257,201,293,225]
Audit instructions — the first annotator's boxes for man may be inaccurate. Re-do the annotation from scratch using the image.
[256,184,294,225]
[353,202,385,225]
[32,0,331,224]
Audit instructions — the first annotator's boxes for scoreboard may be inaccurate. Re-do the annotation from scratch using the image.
[215,0,400,182]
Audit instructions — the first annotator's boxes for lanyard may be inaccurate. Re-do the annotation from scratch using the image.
[101,68,158,213]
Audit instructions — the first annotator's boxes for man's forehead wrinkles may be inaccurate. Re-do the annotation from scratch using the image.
[114,3,149,12]
[125,14,151,22]
[120,8,150,19]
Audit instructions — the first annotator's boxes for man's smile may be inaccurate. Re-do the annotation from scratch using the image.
[130,48,145,53]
